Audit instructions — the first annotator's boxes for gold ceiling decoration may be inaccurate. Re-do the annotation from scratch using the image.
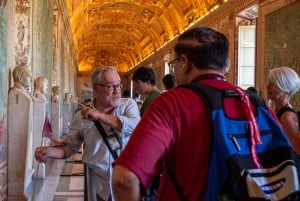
[67,0,225,73]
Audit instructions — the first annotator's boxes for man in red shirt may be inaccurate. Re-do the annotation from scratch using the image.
[111,27,265,201]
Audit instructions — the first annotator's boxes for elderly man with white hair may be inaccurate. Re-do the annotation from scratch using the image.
[35,66,140,201]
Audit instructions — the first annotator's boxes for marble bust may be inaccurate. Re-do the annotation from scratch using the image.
[9,65,32,101]
[11,65,31,91]
[7,65,34,199]
[63,92,72,104]
[33,76,48,102]
[51,85,60,103]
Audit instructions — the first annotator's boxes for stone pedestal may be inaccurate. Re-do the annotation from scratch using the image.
[51,102,61,140]
[33,101,47,178]
[7,88,34,200]
[63,103,72,135]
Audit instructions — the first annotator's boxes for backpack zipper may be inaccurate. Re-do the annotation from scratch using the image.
[229,130,271,151]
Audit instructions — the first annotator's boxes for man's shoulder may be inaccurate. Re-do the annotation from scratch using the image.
[149,90,161,96]
[119,98,139,110]
[151,87,205,107]
[120,97,136,104]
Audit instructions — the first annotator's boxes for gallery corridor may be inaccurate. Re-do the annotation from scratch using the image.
[31,152,84,201]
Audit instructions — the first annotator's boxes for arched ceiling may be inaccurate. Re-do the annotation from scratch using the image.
[66,0,226,73]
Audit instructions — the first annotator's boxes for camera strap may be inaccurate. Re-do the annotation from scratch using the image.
[93,121,121,160]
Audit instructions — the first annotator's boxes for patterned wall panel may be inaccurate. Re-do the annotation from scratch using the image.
[264,1,300,110]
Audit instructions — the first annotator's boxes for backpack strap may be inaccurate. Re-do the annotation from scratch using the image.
[277,105,294,120]
[165,163,188,201]
[93,121,120,160]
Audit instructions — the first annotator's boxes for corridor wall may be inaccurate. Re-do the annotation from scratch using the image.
[0,3,8,201]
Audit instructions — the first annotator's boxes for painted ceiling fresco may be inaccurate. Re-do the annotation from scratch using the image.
[66,0,226,72]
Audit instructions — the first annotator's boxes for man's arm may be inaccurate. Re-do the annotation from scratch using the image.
[35,145,66,163]
[112,165,141,201]
[97,112,122,131]
[79,103,123,131]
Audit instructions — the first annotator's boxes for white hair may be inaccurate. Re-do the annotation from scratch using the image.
[269,67,300,97]
[91,66,117,84]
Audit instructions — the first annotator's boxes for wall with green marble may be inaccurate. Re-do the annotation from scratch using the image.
[58,34,65,115]
[0,7,7,112]
[59,34,65,92]
[35,0,53,102]
[0,6,7,162]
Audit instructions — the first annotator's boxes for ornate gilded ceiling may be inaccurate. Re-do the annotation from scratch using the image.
[66,0,226,73]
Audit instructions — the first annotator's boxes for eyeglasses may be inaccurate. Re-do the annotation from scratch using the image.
[95,83,123,91]
[168,57,180,73]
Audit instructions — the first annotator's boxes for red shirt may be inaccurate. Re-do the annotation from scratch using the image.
[114,74,278,201]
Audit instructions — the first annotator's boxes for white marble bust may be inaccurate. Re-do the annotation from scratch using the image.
[7,65,34,198]
[51,85,60,103]
[63,92,72,104]
[8,65,32,101]
[33,76,48,102]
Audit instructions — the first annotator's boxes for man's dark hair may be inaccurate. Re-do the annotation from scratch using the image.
[174,27,229,72]
[132,67,156,85]
[247,86,259,95]
[162,74,176,89]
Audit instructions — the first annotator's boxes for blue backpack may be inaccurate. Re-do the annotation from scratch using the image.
[168,82,300,201]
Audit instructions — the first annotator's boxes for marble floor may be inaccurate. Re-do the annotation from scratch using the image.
[31,152,85,201]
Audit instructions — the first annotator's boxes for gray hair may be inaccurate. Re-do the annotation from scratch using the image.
[222,58,231,74]
[91,66,117,84]
[269,67,300,97]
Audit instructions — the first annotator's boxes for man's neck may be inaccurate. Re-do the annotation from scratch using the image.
[186,69,224,83]
[147,85,158,95]
[93,98,114,113]
[14,82,27,91]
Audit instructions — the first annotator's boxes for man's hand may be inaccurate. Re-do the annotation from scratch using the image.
[35,145,67,163]
[79,103,99,121]
[35,147,48,163]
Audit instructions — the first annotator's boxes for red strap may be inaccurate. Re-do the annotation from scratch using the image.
[236,87,262,168]
[196,79,263,168]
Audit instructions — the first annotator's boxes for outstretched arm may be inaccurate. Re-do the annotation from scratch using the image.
[112,165,141,201]
[35,145,66,163]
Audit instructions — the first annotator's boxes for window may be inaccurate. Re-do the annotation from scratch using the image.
[238,25,256,89]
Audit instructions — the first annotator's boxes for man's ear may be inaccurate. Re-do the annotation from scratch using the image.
[180,55,191,74]
[181,63,186,70]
